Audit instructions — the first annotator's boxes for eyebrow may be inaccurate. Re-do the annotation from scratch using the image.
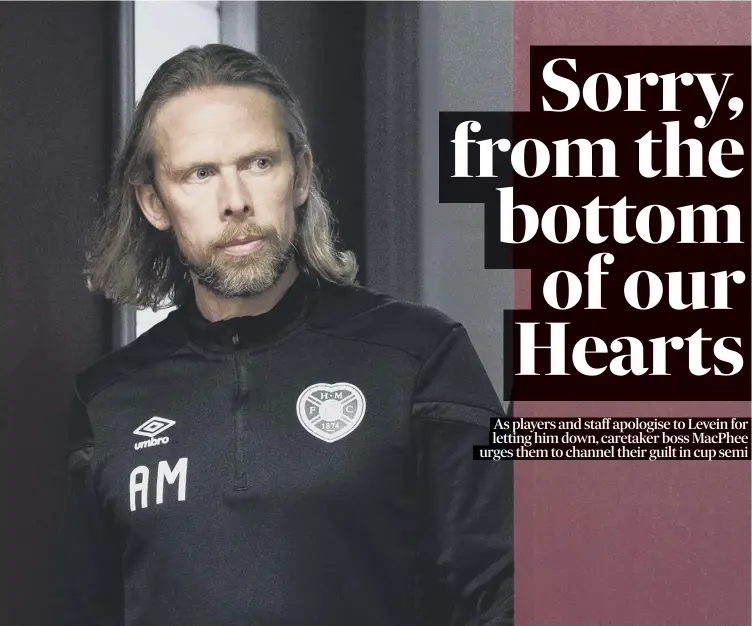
[165,149,285,179]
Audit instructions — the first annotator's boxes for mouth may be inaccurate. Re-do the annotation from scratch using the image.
[219,236,266,256]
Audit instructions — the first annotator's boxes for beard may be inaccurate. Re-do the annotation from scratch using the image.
[178,224,295,299]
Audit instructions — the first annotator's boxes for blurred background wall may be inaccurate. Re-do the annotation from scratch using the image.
[0,5,117,625]
[420,2,514,399]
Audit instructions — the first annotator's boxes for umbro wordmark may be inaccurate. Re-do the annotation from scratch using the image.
[133,416,176,450]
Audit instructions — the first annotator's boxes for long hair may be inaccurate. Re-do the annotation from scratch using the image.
[85,44,358,309]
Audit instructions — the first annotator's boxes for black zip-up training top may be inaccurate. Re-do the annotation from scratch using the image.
[58,275,514,626]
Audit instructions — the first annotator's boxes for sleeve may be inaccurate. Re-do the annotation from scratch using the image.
[412,325,514,626]
[55,389,124,626]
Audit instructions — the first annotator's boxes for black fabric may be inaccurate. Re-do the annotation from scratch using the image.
[57,279,514,626]
[183,272,316,353]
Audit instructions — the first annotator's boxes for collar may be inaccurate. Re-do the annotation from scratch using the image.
[180,273,318,354]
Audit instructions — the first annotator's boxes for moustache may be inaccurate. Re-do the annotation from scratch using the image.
[213,225,280,248]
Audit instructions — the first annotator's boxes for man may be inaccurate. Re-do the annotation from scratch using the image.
[58,44,513,626]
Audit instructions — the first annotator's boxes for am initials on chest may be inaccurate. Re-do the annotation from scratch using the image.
[129,458,188,511]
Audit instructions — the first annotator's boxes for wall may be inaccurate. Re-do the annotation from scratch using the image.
[419,2,515,401]
[0,4,116,624]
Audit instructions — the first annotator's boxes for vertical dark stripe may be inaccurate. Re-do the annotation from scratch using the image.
[256,2,367,283]
[112,1,137,348]
[364,2,421,301]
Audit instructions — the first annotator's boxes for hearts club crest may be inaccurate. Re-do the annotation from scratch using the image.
[296,382,366,442]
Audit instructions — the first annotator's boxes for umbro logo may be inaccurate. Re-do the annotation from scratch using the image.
[133,416,175,450]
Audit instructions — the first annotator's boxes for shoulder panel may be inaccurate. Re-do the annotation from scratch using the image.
[75,307,189,403]
[307,282,461,362]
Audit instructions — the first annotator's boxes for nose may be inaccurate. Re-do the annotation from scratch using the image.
[218,169,251,217]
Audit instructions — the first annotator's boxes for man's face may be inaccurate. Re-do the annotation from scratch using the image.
[136,85,311,298]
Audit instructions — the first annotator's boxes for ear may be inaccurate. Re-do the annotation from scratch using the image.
[135,184,171,231]
[293,145,313,208]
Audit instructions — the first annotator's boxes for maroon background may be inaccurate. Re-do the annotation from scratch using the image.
[513,3,751,626]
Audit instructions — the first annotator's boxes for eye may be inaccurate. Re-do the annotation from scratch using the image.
[187,167,214,182]
[251,157,272,171]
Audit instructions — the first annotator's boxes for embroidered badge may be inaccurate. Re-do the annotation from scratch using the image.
[296,382,366,442]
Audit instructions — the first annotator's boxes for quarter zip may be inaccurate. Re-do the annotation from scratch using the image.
[232,341,250,490]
